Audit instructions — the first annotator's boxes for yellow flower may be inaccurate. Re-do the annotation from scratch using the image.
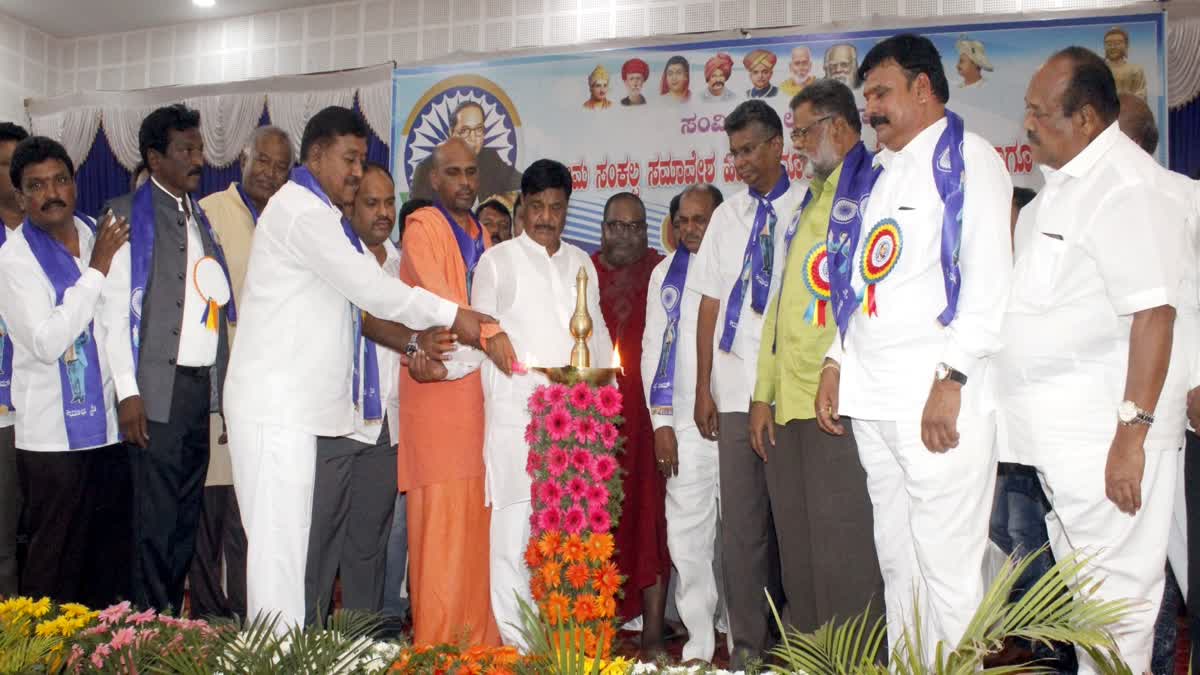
[35,618,61,637]
[29,597,51,618]
[599,657,632,675]
[60,603,92,618]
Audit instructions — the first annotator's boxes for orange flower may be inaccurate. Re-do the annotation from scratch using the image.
[545,591,570,625]
[572,595,595,623]
[524,540,543,568]
[599,623,616,654]
[585,532,614,562]
[565,562,591,589]
[593,593,617,619]
[540,560,563,588]
[537,531,561,558]
[559,533,587,563]
[530,575,548,602]
[491,646,520,665]
[592,561,621,596]
[583,628,599,656]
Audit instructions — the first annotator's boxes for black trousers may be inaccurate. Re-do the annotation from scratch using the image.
[1186,431,1200,675]
[0,425,19,597]
[187,484,247,619]
[17,444,132,608]
[132,366,211,612]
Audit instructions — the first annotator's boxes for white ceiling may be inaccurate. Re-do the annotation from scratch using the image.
[0,0,334,38]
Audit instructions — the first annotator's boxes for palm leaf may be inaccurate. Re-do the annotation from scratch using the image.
[512,593,604,675]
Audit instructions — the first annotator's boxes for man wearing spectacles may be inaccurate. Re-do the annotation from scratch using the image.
[686,99,807,668]
[409,102,523,205]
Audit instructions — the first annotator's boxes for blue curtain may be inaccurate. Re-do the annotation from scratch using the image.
[1169,97,1200,180]
[74,100,391,217]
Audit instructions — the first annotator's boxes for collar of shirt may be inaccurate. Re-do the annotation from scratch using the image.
[151,175,194,218]
[1043,122,1121,182]
[515,231,565,259]
[807,162,840,200]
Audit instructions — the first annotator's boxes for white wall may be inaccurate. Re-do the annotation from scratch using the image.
[21,0,1153,111]
[0,12,63,125]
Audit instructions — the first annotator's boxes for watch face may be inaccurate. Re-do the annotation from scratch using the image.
[935,363,948,380]
[1118,401,1137,422]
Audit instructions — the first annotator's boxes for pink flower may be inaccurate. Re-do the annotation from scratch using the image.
[596,386,623,417]
[98,601,131,625]
[599,422,619,449]
[588,506,612,533]
[109,627,136,649]
[573,416,599,444]
[570,448,594,474]
[566,476,588,500]
[529,388,549,414]
[68,644,84,666]
[90,652,106,669]
[545,384,568,407]
[564,506,586,535]
[127,608,156,625]
[591,455,618,482]
[547,446,569,477]
[545,406,573,442]
[536,507,563,532]
[537,480,564,505]
[568,382,595,411]
[585,483,609,505]
[524,419,540,445]
[526,451,544,477]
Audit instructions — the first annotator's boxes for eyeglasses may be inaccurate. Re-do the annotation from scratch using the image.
[729,134,779,161]
[603,219,647,234]
[790,116,832,142]
[454,124,486,140]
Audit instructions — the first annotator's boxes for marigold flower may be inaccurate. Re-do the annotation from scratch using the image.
[524,540,543,568]
[559,534,587,563]
[545,592,571,625]
[537,531,561,558]
[585,532,615,562]
[572,596,595,623]
[565,562,591,589]
[593,561,621,596]
[540,560,563,588]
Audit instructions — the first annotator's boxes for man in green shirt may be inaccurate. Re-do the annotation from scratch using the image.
[748,79,884,632]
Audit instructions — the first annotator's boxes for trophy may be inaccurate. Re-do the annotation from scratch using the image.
[534,266,622,387]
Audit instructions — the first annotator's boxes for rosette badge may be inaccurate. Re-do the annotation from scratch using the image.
[859,218,902,317]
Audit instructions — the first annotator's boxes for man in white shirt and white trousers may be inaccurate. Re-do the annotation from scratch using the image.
[472,159,613,648]
[999,48,1191,674]
[814,34,1013,661]
[641,184,724,663]
[222,106,490,630]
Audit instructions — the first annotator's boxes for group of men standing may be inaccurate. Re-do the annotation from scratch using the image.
[0,30,1197,675]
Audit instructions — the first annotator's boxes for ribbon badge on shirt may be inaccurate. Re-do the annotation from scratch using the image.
[801,242,831,327]
[649,247,691,416]
[194,257,231,332]
[827,141,884,340]
[859,219,902,316]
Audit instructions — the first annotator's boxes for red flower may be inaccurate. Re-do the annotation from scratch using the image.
[564,506,586,535]
[530,387,549,414]
[523,418,540,445]
[568,382,595,411]
[573,416,599,444]
[547,446,569,478]
[566,476,588,501]
[595,386,622,416]
[525,451,544,476]
[536,480,564,505]
[536,507,563,532]
[545,406,573,442]
[590,455,617,482]
[587,505,611,533]
[584,483,608,505]
[599,422,619,449]
[569,448,594,474]
[544,384,568,407]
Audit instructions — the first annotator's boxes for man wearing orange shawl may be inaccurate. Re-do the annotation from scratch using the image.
[398,138,501,647]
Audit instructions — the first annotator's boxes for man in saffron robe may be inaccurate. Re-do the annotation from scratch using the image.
[398,137,501,647]
[591,192,671,655]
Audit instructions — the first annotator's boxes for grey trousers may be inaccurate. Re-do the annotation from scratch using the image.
[719,412,883,666]
[0,425,18,596]
[304,420,397,627]
[381,491,410,620]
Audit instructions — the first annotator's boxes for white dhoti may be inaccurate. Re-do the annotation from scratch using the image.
[1036,443,1175,675]
[1167,447,1188,599]
[227,419,316,632]
[852,411,997,662]
[489,499,533,649]
[664,426,720,662]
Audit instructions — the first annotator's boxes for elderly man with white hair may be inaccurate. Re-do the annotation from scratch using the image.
[956,35,993,89]
[188,124,293,619]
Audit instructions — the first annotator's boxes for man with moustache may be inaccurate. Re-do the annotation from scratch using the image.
[410,101,523,204]
[1104,27,1147,100]
[188,125,292,620]
[641,183,725,663]
[814,34,1012,659]
[779,46,816,98]
[478,198,513,243]
[593,192,670,654]
[621,58,650,106]
[749,79,883,638]
[305,162,407,626]
[0,120,28,598]
[101,104,237,612]
[955,36,993,90]
[744,50,779,99]
[472,159,614,648]
[824,44,860,89]
[397,137,501,647]
[701,53,736,103]
[688,100,807,668]
[220,106,490,629]
[0,136,131,607]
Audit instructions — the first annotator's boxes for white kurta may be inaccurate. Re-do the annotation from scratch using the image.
[471,232,613,647]
[641,253,720,662]
[998,124,1190,674]
[827,115,1013,661]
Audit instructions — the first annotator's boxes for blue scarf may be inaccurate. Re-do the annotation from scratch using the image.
[0,226,12,413]
[290,166,382,421]
[235,183,260,223]
[769,190,815,354]
[932,110,967,325]
[434,202,485,298]
[128,180,237,366]
[648,248,690,415]
[826,142,883,341]
[22,215,108,449]
[718,167,790,353]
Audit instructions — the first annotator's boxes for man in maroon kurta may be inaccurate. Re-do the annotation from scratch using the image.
[592,192,670,656]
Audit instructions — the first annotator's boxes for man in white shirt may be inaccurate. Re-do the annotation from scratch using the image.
[814,34,1013,659]
[641,183,724,663]
[0,136,131,608]
[999,47,1190,674]
[221,105,489,629]
[0,120,28,598]
[472,159,614,647]
[101,104,236,613]
[305,162,404,626]
[687,100,807,668]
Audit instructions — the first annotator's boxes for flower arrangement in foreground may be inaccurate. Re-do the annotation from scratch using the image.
[65,601,229,673]
[524,381,626,659]
[390,643,523,673]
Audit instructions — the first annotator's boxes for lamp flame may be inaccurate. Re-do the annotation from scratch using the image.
[612,342,623,374]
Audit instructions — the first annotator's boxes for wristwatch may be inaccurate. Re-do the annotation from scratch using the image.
[934,362,968,386]
[404,333,420,358]
[1117,400,1155,427]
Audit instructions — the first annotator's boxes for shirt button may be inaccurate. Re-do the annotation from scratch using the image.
[176,300,183,308]
[172,328,179,336]
[177,272,185,280]
[168,357,176,365]
[178,244,186,252]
